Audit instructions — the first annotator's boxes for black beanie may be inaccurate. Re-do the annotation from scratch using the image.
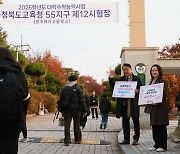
[68,75,78,82]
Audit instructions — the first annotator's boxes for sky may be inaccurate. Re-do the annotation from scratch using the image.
[1,0,180,83]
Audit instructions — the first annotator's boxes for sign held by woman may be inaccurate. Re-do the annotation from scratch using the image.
[138,83,164,105]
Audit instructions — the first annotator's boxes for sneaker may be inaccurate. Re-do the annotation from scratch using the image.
[149,147,157,151]
[22,138,30,143]
[156,148,165,152]
[100,124,103,129]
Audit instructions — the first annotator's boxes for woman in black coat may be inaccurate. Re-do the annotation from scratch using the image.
[148,64,169,152]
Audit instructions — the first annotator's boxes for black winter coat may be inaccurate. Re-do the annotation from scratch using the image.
[99,99,111,114]
[0,60,28,130]
[150,79,169,126]
[90,96,98,107]
[60,84,88,113]
[109,74,142,118]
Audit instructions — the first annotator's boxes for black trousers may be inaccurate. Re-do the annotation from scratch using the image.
[91,108,98,118]
[152,125,167,150]
[0,127,20,154]
[22,120,27,138]
[64,110,81,144]
[122,105,140,142]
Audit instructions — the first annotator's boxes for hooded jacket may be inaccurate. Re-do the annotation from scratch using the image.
[0,60,28,130]
[60,82,88,113]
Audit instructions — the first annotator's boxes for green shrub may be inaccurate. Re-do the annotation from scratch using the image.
[50,82,56,86]
[34,85,46,92]
[56,85,62,95]
[53,78,60,84]
[25,62,46,77]
[36,79,46,85]
[45,72,60,84]
[31,78,37,84]
[26,75,31,88]
[47,85,57,94]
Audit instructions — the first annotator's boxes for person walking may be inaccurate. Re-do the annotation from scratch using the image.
[148,64,169,152]
[99,95,111,130]
[109,63,142,145]
[90,91,99,119]
[0,47,29,154]
[60,75,88,146]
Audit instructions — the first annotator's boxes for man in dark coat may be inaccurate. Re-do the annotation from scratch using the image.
[109,63,142,145]
[60,75,88,146]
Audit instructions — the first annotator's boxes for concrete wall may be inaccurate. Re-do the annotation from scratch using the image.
[120,48,180,84]
[120,47,159,84]
[157,58,180,74]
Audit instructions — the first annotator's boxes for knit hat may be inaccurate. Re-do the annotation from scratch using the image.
[68,75,78,82]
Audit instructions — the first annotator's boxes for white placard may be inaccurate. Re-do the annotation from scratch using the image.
[112,81,137,98]
[0,2,119,25]
[138,83,164,105]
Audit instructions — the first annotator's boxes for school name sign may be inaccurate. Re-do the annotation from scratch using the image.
[0,2,119,25]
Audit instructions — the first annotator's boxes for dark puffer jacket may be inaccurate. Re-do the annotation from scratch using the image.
[0,60,28,130]
[99,99,111,114]
[60,84,88,113]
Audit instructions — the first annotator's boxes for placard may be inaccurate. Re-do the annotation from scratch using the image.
[112,81,137,98]
[138,83,164,105]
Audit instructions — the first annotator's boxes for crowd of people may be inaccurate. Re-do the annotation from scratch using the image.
[0,47,170,153]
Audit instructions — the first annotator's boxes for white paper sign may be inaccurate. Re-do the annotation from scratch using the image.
[138,83,164,105]
[112,81,137,98]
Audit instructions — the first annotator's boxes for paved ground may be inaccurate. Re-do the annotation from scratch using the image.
[18,113,122,154]
[118,110,180,154]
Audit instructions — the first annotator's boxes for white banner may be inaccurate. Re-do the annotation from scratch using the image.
[138,83,164,105]
[0,2,119,25]
[112,81,137,98]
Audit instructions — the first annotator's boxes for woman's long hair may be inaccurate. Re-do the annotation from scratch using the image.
[0,47,17,63]
[150,64,163,81]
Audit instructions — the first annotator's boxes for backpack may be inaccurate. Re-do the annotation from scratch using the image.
[57,95,70,113]
[0,71,22,123]
[100,100,110,114]
[58,87,72,113]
